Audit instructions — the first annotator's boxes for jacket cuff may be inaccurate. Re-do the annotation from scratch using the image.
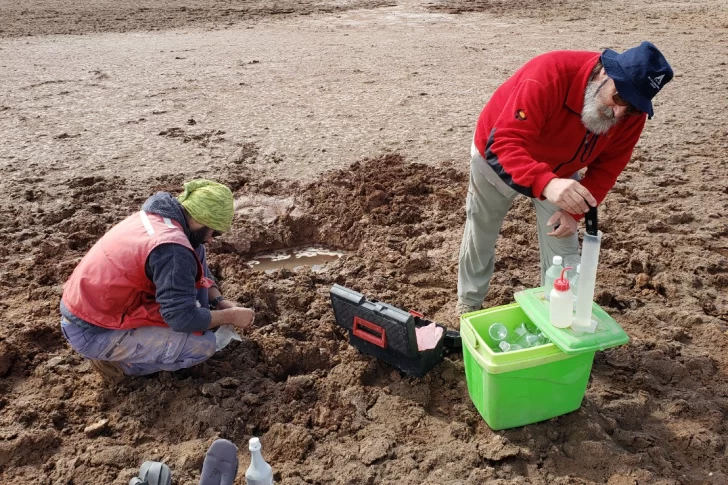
[532,172,558,200]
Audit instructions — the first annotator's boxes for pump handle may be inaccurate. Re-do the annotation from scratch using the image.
[585,205,598,236]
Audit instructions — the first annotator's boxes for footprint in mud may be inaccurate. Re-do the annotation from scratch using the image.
[158,127,226,147]
[67,176,106,188]
[53,133,81,140]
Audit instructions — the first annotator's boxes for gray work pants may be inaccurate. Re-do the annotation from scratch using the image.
[457,144,581,307]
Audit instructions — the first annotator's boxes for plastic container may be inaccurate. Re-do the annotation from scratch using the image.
[460,289,628,430]
[549,268,573,329]
[246,437,274,485]
[573,231,602,333]
[543,255,563,301]
[570,264,581,311]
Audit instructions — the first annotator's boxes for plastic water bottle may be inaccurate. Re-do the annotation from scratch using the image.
[246,437,274,485]
[549,268,574,329]
[544,255,564,301]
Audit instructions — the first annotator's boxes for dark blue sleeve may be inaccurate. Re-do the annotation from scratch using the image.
[196,244,214,280]
[146,244,212,333]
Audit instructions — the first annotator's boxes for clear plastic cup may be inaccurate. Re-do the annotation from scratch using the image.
[517,333,541,348]
[488,323,508,342]
[513,322,529,337]
[499,341,524,353]
[523,321,539,334]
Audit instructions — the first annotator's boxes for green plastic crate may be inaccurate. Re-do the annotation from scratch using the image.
[461,290,629,430]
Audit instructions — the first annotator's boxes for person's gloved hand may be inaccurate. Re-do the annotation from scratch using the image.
[542,178,597,214]
[547,210,577,238]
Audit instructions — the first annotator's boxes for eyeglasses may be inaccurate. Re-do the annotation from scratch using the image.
[596,78,642,116]
[203,227,222,238]
[611,91,641,116]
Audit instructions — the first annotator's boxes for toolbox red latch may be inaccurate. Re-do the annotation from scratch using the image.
[352,316,388,348]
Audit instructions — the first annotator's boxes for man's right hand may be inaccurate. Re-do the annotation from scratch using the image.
[542,178,597,214]
[210,307,256,331]
[228,308,255,330]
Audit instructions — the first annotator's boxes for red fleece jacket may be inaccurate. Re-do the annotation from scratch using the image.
[473,50,646,219]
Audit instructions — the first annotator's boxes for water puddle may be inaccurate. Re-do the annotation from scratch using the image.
[247,247,345,274]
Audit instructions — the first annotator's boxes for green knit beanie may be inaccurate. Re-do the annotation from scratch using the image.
[177,179,234,232]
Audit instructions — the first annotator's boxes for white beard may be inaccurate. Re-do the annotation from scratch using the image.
[581,80,620,135]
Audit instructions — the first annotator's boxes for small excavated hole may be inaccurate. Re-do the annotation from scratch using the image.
[247,246,345,274]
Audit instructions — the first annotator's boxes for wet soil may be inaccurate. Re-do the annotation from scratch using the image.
[0,1,727,484]
[0,0,394,38]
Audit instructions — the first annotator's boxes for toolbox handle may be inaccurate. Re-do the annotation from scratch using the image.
[352,316,388,348]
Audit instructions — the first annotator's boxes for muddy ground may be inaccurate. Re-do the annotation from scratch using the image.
[1,0,727,484]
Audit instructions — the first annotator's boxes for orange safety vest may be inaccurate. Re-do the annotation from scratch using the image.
[62,211,214,330]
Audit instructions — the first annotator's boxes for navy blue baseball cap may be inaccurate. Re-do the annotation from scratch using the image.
[601,41,673,119]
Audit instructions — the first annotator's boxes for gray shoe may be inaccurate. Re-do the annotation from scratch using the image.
[199,439,239,485]
[455,300,481,316]
[130,461,172,485]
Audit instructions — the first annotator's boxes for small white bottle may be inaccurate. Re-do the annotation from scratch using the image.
[549,268,573,329]
[544,255,564,301]
[246,437,274,485]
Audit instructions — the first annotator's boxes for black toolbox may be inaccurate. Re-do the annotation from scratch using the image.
[330,284,447,377]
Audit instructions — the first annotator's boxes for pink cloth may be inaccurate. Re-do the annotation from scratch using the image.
[415,323,444,351]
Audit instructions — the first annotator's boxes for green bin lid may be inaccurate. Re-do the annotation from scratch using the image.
[514,287,629,355]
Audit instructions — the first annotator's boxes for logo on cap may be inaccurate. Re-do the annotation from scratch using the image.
[649,74,665,91]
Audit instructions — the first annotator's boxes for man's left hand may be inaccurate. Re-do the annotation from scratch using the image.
[546,211,577,238]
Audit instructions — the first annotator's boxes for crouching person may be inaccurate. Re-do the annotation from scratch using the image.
[60,179,255,383]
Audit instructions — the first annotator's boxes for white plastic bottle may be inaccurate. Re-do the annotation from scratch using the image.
[544,255,563,301]
[246,437,274,485]
[549,268,573,329]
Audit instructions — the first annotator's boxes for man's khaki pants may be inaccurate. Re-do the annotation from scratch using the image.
[457,144,581,307]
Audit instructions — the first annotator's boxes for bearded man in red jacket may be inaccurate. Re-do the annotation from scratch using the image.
[457,42,673,315]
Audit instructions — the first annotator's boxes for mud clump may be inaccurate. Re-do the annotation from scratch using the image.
[0,341,16,376]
